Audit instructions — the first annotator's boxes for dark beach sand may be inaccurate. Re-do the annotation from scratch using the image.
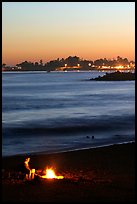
[2,142,135,202]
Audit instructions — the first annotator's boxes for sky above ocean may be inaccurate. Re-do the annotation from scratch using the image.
[2,2,135,66]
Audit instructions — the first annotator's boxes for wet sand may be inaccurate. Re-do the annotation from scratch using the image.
[2,142,135,202]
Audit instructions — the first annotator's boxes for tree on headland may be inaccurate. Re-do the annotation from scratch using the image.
[34,62,39,66]
[40,59,43,66]
[94,58,104,66]
[2,63,6,67]
[65,56,80,66]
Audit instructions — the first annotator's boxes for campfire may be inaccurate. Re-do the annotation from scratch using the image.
[37,167,64,179]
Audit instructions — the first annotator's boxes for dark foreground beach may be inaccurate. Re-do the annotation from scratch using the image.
[2,142,135,202]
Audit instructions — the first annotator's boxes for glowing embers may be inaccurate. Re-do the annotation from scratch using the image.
[41,167,64,179]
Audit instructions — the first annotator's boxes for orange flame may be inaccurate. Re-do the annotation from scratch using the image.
[41,168,64,179]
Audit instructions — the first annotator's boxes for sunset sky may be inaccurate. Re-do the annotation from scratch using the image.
[2,2,135,66]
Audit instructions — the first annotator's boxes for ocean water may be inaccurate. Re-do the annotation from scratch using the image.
[2,71,135,156]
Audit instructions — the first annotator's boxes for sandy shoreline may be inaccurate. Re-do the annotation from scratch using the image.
[2,142,135,202]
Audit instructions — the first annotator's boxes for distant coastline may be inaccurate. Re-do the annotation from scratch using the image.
[2,55,135,72]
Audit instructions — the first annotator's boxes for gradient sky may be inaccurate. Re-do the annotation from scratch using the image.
[2,2,135,66]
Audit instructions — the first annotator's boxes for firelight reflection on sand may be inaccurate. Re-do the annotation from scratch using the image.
[2,2,135,66]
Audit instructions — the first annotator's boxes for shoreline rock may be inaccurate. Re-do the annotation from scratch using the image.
[90,71,135,81]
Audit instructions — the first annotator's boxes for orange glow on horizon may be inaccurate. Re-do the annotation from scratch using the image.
[2,32,135,65]
[2,48,135,66]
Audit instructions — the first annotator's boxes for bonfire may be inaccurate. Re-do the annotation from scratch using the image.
[36,167,64,180]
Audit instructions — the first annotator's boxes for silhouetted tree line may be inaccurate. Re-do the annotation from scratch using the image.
[2,56,135,71]
[94,56,129,67]
[14,56,93,71]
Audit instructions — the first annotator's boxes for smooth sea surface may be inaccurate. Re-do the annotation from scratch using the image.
[2,71,135,156]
